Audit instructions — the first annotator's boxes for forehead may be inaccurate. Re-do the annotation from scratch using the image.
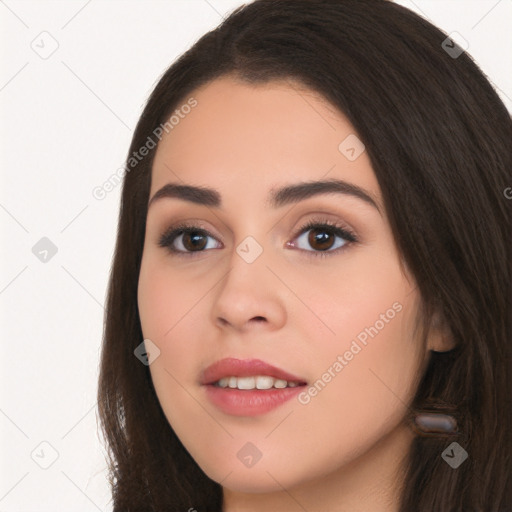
[150,76,380,208]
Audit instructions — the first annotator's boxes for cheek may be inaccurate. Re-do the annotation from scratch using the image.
[137,255,210,412]
[277,297,423,485]
[291,242,418,369]
[287,258,423,455]
[138,257,203,340]
[320,298,422,416]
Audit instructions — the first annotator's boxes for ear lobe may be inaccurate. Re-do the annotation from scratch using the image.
[427,311,456,352]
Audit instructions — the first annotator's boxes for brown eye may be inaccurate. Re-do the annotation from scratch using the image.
[159,224,221,255]
[289,219,358,259]
[307,227,336,251]
[181,230,208,251]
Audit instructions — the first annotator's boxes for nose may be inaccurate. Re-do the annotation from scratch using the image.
[211,248,287,334]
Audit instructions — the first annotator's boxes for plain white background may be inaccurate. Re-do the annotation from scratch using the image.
[0,1,510,510]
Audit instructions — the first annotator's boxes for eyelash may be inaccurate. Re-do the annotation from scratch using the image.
[157,217,359,260]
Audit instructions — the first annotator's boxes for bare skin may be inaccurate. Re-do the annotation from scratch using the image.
[137,75,454,511]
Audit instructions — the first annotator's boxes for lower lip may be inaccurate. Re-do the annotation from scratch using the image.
[203,384,305,416]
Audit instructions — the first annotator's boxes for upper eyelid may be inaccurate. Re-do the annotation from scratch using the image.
[160,217,354,238]
[159,211,357,236]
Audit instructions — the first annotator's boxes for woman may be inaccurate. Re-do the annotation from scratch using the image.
[97,1,512,510]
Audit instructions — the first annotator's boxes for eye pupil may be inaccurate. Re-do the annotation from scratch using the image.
[308,228,334,251]
[183,231,207,251]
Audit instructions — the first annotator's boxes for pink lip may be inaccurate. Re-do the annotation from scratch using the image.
[203,385,305,416]
[199,357,307,385]
[200,357,307,417]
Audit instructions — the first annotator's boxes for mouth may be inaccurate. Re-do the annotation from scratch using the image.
[212,375,306,390]
[200,357,308,416]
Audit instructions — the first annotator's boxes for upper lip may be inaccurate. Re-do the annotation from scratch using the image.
[200,357,307,385]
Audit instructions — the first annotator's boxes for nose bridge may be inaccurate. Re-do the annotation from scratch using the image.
[221,196,273,268]
[221,231,270,299]
[211,228,286,330]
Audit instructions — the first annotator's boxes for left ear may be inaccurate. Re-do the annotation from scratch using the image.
[427,310,456,352]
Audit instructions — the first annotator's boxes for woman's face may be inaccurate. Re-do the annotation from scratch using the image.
[137,76,431,496]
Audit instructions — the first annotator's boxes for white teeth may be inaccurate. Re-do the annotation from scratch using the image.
[214,375,301,390]
[218,377,230,388]
[256,376,274,389]
[237,376,255,389]
[273,379,288,388]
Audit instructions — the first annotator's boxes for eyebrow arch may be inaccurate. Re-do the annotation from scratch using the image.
[147,178,381,214]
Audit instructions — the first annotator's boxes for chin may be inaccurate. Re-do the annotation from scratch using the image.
[200,454,313,495]
[217,472,295,494]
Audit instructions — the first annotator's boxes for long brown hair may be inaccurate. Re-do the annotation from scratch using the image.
[97,1,512,510]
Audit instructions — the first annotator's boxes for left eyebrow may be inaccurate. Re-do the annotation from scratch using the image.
[147,178,381,215]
